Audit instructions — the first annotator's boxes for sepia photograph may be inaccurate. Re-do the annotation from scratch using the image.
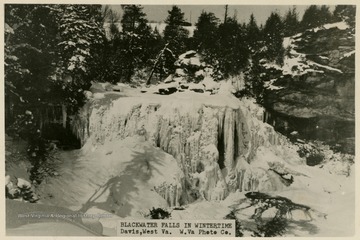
[3,1,358,238]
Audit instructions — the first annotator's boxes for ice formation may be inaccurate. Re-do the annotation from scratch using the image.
[73,90,302,206]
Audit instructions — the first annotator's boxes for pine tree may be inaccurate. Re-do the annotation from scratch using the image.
[246,14,261,52]
[194,11,219,50]
[217,17,249,76]
[243,13,265,102]
[55,4,106,108]
[301,5,319,29]
[301,5,332,30]
[5,4,109,165]
[5,5,59,107]
[283,7,300,37]
[5,4,106,110]
[262,12,284,64]
[5,5,68,163]
[318,5,333,25]
[121,5,149,34]
[163,6,189,56]
[119,5,156,82]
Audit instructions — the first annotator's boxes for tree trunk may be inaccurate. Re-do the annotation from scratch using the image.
[224,5,228,24]
[146,43,169,85]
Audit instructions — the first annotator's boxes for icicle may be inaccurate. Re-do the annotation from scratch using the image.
[223,108,235,171]
[218,109,225,143]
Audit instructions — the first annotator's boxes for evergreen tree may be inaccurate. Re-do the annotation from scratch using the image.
[98,5,164,84]
[5,4,106,125]
[90,6,122,83]
[244,13,265,102]
[5,4,106,163]
[262,12,284,64]
[333,5,356,30]
[194,11,219,50]
[246,13,261,52]
[318,5,333,25]
[217,16,249,76]
[151,26,166,59]
[301,5,332,30]
[146,26,171,81]
[301,5,319,29]
[163,6,189,56]
[119,5,155,82]
[244,55,265,103]
[121,4,149,34]
[5,5,59,107]
[283,7,300,37]
[55,5,106,108]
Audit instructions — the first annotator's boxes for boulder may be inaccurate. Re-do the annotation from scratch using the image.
[17,178,32,189]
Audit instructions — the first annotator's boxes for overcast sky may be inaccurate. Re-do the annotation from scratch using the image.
[110,5,336,25]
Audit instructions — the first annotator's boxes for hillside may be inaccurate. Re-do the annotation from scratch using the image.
[261,21,355,153]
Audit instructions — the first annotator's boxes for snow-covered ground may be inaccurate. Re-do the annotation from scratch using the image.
[37,136,182,216]
[265,21,352,80]
[29,85,355,236]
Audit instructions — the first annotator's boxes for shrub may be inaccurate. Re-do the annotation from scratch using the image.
[306,152,324,166]
[224,210,244,237]
[297,143,325,166]
[257,217,287,237]
[148,207,171,219]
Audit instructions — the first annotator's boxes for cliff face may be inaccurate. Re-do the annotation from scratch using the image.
[262,22,355,150]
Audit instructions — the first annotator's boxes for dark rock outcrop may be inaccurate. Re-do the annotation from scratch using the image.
[262,22,355,152]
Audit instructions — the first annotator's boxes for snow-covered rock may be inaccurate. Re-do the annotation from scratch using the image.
[163,75,174,83]
[175,68,187,77]
[290,209,312,221]
[194,69,204,78]
[112,86,122,92]
[92,93,105,99]
[187,82,205,93]
[17,178,32,189]
[202,76,220,91]
[148,50,222,95]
